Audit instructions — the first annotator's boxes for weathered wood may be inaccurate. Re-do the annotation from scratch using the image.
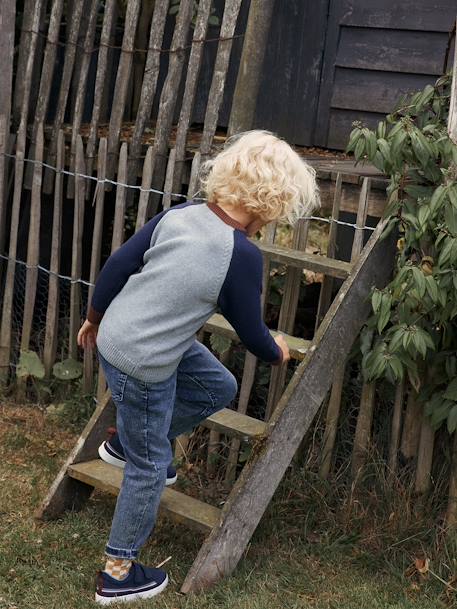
[204,313,309,361]
[25,0,65,189]
[69,137,86,359]
[207,348,230,477]
[0,0,15,255]
[0,124,27,381]
[315,173,343,331]
[388,380,405,475]
[43,131,65,377]
[319,367,345,479]
[12,0,34,127]
[172,0,212,193]
[20,124,44,351]
[202,409,266,441]
[67,0,100,198]
[265,219,309,420]
[199,0,244,159]
[128,0,169,178]
[131,1,156,117]
[43,0,84,193]
[414,414,435,494]
[224,223,276,483]
[257,242,352,278]
[400,390,421,459]
[111,143,128,252]
[67,460,220,533]
[181,219,396,593]
[36,392,116,520]
[227,0,275,136]
[162,148,177,211]
[188,152,201,199]
[86,0,117,179]
[351,382,376,476]
[448,20,457,146]
[107,0,141,178]
[84,138,107,391]
[135,146,154,230]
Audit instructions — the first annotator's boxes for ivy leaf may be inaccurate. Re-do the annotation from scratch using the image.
[16,350,45,380]
[209,333,232,356]
[411,267,426,298]
[448,405,457,433]
[425,275,438,303]
[53,359,83,381]
[430,184,447,214]
[377,293,392,334]
[444,378,457,401]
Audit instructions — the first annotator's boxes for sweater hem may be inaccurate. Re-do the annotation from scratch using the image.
[97,332,179,383]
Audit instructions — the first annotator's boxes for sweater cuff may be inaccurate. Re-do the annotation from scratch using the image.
[87,305,103,325]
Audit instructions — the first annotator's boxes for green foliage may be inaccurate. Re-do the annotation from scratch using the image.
[348,73,457,433]
[16,350,45,380]
[52,358,83,381]
[209,333,232,356]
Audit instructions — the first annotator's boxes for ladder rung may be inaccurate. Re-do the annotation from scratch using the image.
[201,408,267,440]
[67,460,220,534]
[204,314,310,360]
[256,242,352,279]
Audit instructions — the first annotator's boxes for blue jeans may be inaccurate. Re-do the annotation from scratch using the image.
[99,340,237,559]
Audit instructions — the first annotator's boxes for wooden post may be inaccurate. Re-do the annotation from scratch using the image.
[111,143,128,252]
[44,0,84,193]
[172,0,212,194]
[20,124,44,351]
[199,0,244,160]
[400,390,421,459]
[388,380,405,475]
[181,220,396,593]
[446,431,457,530]
[135,146,154,230]
[0,0,15,254]
[414,415,435,494]
[12,0,34,128]
[86,0,117,180]
[448,19,457,145]
[43,131,65,377]
[227,0,275,136]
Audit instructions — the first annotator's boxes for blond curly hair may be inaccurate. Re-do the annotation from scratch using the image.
[200,130,319,224]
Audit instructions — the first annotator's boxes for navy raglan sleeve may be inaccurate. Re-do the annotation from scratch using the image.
[87,210,167,323]
[217,232,282,365]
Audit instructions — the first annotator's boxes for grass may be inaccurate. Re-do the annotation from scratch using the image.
[0,402,455,609]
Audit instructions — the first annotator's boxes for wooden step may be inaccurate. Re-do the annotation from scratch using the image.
[256,241,352,279]
[201,408,267,441]
[204,314,310,360]
[67,460,220,534]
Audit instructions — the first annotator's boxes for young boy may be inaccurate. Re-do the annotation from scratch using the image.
[77,130,318,604]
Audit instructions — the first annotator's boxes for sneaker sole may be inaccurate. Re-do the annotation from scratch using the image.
[98,443,177,486]
[95,574,168,605]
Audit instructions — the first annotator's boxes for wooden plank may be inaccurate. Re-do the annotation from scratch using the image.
[265,219,309,420]
[67,460,220,534]
[204,313,309,361]
[188,152,201,199]
[336,27,448,75]
[0,124,26,381]
[199,0,244,159]
[448,19,457,145]
[256,242,352,278]
[43,0,84,193]
[400,390,421,459]
[25,0,65,189]
[111,143,128,252]
[340,0,457,32]
[36,392,116,520]
[326,108,386,150]
[135,146,154,230]
[107,0,141,178]
[181,219,396,593]
[388,379,405,475]
[128,0,170,180]
[332,68,433,114]
[172,0,212,193]
[162,148,176,211]
[67,0,99,198]
[12,0,34,127]
[43,131,64,377]
[86,0,117,179]
[20,124,44,351]
[201,408,266,441]
[69,137,86,359]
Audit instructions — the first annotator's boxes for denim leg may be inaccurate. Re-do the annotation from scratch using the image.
[100,354,177,559]
[168,341,238,440]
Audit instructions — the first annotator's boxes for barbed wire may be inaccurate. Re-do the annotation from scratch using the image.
[21,27,244,56]
[1,152,377,232]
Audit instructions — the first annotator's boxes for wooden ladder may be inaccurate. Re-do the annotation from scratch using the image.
[36,211,395,594]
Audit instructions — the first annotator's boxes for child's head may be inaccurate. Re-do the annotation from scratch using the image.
[200,130,319,225]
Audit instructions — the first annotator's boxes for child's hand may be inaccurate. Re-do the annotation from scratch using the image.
[274,334,290,362]
[77,319,99,350]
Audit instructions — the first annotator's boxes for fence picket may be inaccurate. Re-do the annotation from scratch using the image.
[43,130,65,377]
[111,143,128,252]
[135,147,154,230]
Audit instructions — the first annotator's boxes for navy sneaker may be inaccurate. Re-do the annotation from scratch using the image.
[95,562,168,604]
[98,430,178,486]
